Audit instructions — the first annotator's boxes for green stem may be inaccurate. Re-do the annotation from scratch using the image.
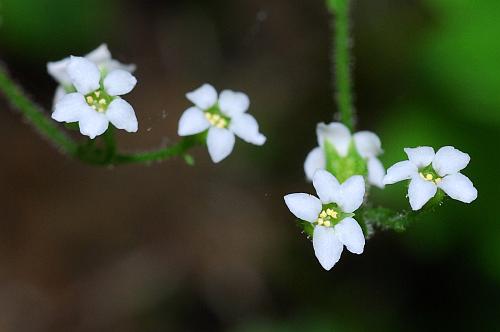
[112,136,200,165]
[326,0,355,130]
[0,65,79,156]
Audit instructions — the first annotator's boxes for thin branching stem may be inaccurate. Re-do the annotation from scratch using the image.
[0,65,79,156]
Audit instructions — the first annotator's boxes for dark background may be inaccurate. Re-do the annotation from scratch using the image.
[1,0,499,331]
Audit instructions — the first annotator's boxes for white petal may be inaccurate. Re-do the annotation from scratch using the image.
[368,157,385,188]
[316,122,352,157]
[432,146,470,177]
[334,217,365,254]
[337,175,365,213]
[53,86,67,106]
[206,127,235,163]
[304,147,326,181]
[408,176,437,210]
[353,131,382,158]
[229,113,266,145]
[404,146,435,168]
[284,193,322,223]
[67,56,101,95]
[78,111,109,139]
[438,173,477,203]
[219,90,250,117]
[85,44,112,64]
[186,84,218,110]
[52,93,88,123]
[106,98,138,132]
[103,70,137,96]
[85,44,137,73]
[313,226,343,270]
[47,57,71,85]
[383,160,418,185]
[312,169,341,204]
[177,107,210,136]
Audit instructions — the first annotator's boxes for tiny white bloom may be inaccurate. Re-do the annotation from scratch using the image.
[52,56,138,139]
[177,83,266,163]
[383,146,478,210]
[48,44,136,104]
[304,122,385,188]
[284,169,366,270]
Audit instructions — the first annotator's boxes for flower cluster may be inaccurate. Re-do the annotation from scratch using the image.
[48,45,138,139]
[178,84,266,163]
[286,121,477,269]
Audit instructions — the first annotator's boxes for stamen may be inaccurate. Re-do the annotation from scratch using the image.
[99,99,107,105]
[324,220,331,227]
[95,91,101,97]
[425,174,433,181]
[86,96,94,104]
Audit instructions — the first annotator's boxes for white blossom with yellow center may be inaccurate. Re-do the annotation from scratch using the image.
[52,56,138,139]
[383,146,477,210]
[48,44,136,105]
[304,122,386,188]
[177,84,266,163]
[284,169,366,270]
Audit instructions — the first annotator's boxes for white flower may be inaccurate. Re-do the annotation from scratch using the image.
[47,44,136,104]
[304,122,386,188]
[284,169,366,270]
[177,83,266,163]
[383,146,478,210]
[51,56,138,139]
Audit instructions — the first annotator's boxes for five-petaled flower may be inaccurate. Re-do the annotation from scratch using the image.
[177,84,266,163]
[48,44,135,105]
[304,122,385,188]
[284,169,366,270]
[383,146,477,210]
[51,56,139,139]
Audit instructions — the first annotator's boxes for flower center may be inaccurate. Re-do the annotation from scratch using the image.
[315,205,341,227]
[418,165,442,184]
[204,105,230,129]
[85,90,113,113]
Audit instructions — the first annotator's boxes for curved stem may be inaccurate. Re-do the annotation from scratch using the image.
[112,136,201,165]
[0,65,79,156]
[326,0,355,130]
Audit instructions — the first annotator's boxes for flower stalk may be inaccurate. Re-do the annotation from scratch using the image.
[326,0,355,131]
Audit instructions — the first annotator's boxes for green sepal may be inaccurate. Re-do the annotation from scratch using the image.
[296,219,315,239]
[324,140,367,182]
[64,122,80,131]
[183,154,195,166]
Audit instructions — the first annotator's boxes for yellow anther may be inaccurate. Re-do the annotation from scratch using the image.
[435,178,442,184]
[98,107,105,113]
[205,113,213,120]
[91,105,97,110]
[95,91,100,97]
[99,99,107,105]
[326,209,334,216]
[331,211,338,218]
[212,114,221,121]
[317,218,324,225]
[324,220,331,227]
[86,96,94,104]
[319,211,327,218]
[215,119,227,128]
[425,174,433,181]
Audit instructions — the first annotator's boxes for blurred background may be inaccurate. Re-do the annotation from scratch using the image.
[1,0,499,331]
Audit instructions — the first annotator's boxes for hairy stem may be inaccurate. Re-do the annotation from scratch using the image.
[0,65,79,156]
[326,0,355,130]
[112,136,201,165]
